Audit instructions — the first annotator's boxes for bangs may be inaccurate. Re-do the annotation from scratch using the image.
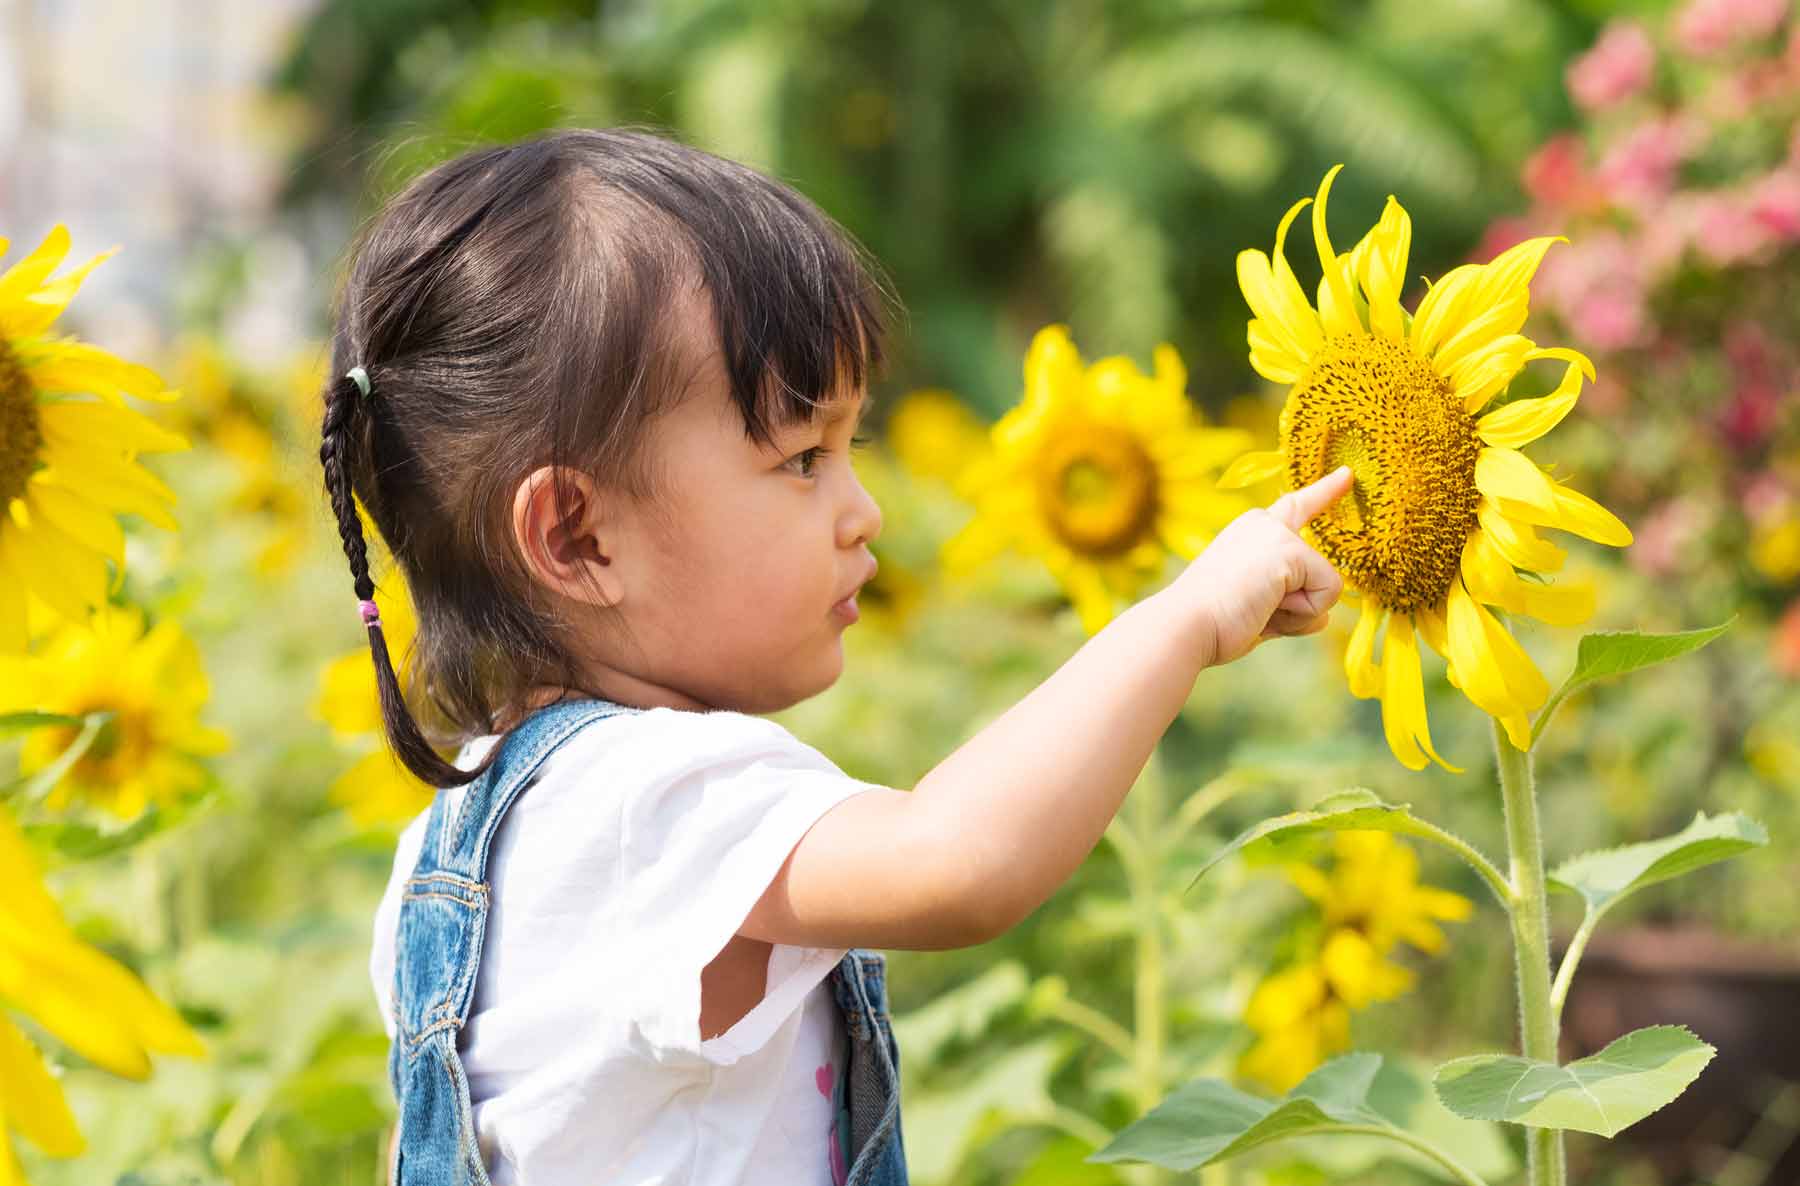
[663,161,890,446]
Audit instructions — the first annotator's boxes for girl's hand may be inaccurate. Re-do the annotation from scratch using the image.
[1175,465,1352,668]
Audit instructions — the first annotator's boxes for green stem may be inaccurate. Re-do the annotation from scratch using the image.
[1038,990,1136,1064]
[1494,721,1565,1186]
[1329,1124,1491,1186]
[1548,910,1601,1024]
[1131,750,1167,1118]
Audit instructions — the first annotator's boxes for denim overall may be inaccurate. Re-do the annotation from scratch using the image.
[386,697,908,1186]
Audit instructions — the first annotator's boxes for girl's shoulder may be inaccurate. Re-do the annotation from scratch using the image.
[455,703,831,787]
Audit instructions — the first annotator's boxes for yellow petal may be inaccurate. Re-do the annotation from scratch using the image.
[1217,449,1288,490]
[0,1014,84,1157]
[1064,563,1117,637]
[1022,325,1084,413]
[1410,264,1480,358]
[1476,367,1581,448]
[1244,961,1328,1032]
[35,454,178,532]
[0,224,72,309]
[1361,196,1412,341]
[1311,165,1364,339]
[24,483,125,570]
[1321,928,1414,1009]
[1523,345,1596,379]
[1449,334,1533,413]
[1433,297,1528,380]
[1459,529,1522,610]
[0,247,117,338]
[1471,235,1565,309]
[1477,500,1565,572]
[1547,483,1633,547]
[0,935,151,1078]
[0,544,28,653]
[1380,615,1460,773]
[1237,196,1323,360]
[1474,448,1557,518]
[1344,596,1384,698]
[6,513,106,623]
[1445,580,1539,747]
[1247,319,1307,383]
[19,342,175,405]
[37,399,189,455]
[1519,579,1596,627]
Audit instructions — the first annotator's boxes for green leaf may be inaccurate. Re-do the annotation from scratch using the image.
[1534,621,1732,744]
[905,1040,1067,1183]
[892,960,1028,1068]
[1550,811,1768,920]
[1091,1055,1393,1170]
[0,711,82,735]
[1189,789,1507,903]
[1567,622,1733,685]
[24,809,163,861]
[1433,1026,1715,1137]
[1275,1057,1517,1183]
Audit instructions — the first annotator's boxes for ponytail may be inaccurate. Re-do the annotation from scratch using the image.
[319,367,497,789]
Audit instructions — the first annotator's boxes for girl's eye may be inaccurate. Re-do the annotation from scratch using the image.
[850,434,873,451]
[786,446,825,478]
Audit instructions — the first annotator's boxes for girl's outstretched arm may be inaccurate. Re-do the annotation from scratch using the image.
[740,467,1353,951]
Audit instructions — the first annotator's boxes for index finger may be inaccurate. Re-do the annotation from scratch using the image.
[1269,465,1353,532]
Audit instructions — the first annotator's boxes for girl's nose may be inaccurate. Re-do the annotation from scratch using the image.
[839,467,883,548]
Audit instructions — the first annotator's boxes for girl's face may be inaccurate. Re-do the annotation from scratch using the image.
[601,341,881,715]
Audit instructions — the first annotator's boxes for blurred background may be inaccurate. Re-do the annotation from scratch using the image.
[1,0,1797,1183]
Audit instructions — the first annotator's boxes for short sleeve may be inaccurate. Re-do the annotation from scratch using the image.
[616,711,882,1064]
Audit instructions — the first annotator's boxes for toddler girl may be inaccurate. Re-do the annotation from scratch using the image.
[323,128,1352,1186]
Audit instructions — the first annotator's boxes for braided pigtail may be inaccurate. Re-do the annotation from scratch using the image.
[319,367,491,788]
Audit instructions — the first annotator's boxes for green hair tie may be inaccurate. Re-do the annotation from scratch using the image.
[345,366,372,398]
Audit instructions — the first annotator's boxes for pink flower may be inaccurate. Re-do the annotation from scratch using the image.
[1472,216,1537,263]
[1750,167,1800,238]
[1692,190,1773,265]
[1742,470,1794,520]
[1522,133,1605,213]
[1568,21,1658,110]
[1597,116,1697,213]
[1672,0,1790,58]
[1536,229,1654,351]
[1631,498,1706,577]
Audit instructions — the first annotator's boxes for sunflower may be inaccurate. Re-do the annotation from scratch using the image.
[315,575,431,827]
[944,326,1253,634]
[1239,831,1470,1092]
[1286,831,1473,959]
[0,804,205,1179]
[9,605,228,819]
[886,387,990,488]
[1221,167,1632,769]
[0,226,186,651]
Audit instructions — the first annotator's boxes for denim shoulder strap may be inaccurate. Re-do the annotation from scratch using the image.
[388,697,636,1186]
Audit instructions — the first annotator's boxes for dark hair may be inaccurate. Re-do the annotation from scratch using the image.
[319,127,891,788]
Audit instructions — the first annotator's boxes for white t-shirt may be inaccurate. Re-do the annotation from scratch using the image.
[368,706,884,1186]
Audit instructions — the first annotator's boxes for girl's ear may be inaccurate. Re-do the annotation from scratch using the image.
[509,465,628,611]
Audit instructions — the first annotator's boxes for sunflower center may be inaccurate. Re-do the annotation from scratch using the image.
[1036,422,1160,555]
[0,340,41,507]
[62,707,151,787]
[1283,333,1480,613]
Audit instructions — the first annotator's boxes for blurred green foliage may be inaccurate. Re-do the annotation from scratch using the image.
[271,0,1607,415]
